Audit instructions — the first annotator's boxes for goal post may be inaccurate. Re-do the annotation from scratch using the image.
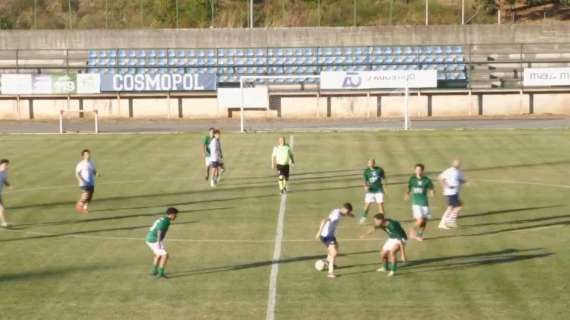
[239,75,321,133]
[59,109,99,134]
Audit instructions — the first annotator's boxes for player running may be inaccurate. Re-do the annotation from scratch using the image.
[438,159,466,229]
[361,213,408,277]
[271,136,295,194]
[405,163,435,241]
[0,159,12,228]
[145,207,179,279]
[359,159,386,224]
[208,129,223,187]
[202,128,215,181]
[75,149,97,214]
[315,203,354,278]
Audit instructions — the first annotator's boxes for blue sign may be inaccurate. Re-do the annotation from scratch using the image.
[100,73,217,92]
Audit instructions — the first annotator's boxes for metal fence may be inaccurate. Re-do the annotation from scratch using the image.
[1,0,498,30]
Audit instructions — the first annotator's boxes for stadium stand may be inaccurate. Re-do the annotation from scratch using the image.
[84,46,468,87]
[3,42,570,89]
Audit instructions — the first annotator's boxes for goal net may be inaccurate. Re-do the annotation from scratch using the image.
[237,75,321,133]
[59,109,100,134]
[234,74,417,132]
[383,86,413,130]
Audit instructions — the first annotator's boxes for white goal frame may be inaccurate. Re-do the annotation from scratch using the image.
[239,75,321,133]
[59,109,100,134]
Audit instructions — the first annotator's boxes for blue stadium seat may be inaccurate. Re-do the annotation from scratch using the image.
[372,56,384,64]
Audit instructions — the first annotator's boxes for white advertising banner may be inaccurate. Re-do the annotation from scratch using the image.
[77,74,101,94]
[320,70,438,90]
[217,87,269,109]
[1,74,33,94]
[523,67,570,87]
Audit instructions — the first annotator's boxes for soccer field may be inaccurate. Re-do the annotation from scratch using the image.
[0,130,569,320]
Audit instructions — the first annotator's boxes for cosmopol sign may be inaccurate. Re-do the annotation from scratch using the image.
[100,73,217,92]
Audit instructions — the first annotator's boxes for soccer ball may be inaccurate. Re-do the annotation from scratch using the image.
[314,259,327,272]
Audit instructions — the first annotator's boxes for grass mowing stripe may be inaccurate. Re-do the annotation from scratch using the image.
[266,135,293,320]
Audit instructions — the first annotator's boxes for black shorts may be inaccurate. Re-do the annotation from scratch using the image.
[211,161,221,168]
[447,194,462,208]
[80,186,95,202]
[276,164,290,179]
[320,236,337,247]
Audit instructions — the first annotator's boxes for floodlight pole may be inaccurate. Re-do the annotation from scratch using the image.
[249,0,253,28]
[461,0,465,25]
[425,0,429,25]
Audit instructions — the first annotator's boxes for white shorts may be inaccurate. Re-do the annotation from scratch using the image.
[365,192,384,204]
[382,238,405,252]
[146,241,167,256]
[205,156,211,167]
[412,205,432,220]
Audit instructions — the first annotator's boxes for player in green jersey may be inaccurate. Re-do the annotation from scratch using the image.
[145,207,179,279]
[271,136,295,194]
[361,214,407,277]
[201,128,214,181]
[405,164,435,241]
[359,159,386,224]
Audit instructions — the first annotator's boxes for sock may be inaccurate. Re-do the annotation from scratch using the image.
[158,267,165,276]
[440,209,451,225]
[417,229,424,237]
[383,260,389,270]
[448,211,459,224]
[362,209,369,218]
[152,265,159,275]
[391,262,398,272]
[283,179,288,190]
[328,258,334,274]
[278,178,284,190]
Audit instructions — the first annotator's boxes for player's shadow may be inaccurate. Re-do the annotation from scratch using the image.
[0,221,198,243]
[461,213,570,228]
[428,218,570,240]
[339,248,552,277]
[459,204,566,220]
[168,249,378,278]
[0,264,117,283]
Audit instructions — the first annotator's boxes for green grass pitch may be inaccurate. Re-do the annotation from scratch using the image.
[0,130,569,320]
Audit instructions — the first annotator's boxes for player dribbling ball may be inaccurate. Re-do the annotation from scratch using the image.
[315,203,354,278]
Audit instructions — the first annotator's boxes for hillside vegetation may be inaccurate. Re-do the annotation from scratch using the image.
[0,0,567,29]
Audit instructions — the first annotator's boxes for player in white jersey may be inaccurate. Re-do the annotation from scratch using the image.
[438,159,466,229]
[0,159,12,228]
[75,149,98,214]
[314,203,354,278]
[208,130,223,187]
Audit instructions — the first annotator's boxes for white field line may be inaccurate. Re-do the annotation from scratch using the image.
[265,135,293,320]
